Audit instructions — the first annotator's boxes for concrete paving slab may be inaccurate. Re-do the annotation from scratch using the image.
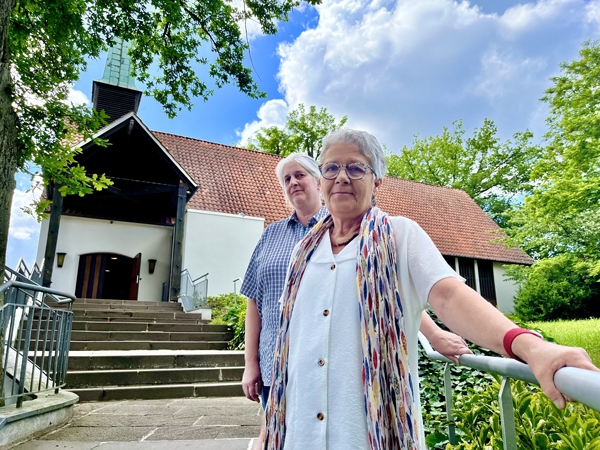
[13,440,254,450]
[9,397,263,450]
[144,426,221,441]
[195,414,261,427]
[74,414,197,427]
[41,426,156,441]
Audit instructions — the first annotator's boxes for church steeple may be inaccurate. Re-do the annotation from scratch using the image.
[92,39,143,124]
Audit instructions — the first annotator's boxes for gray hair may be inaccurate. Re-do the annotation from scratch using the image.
[275,153,321,197]
[319,129,386,180]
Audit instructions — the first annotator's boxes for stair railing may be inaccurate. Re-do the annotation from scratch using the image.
[179,270,209,312]
[418,332,600,449]
[0,280,75,408]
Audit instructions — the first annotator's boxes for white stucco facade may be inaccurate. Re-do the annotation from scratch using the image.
[182,210,264,297]
[493,262,519,314]
[36,216,173,302]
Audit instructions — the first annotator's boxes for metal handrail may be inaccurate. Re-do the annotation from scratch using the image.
[233,277,243,307]
[0,281,74,409]
[179,269,209,312]
[0,279,76,310]
[419,333,600,448]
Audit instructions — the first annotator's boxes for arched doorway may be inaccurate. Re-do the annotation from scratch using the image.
[75,252,141,300]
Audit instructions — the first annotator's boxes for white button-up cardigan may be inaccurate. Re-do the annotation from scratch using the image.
[281,216,463,450]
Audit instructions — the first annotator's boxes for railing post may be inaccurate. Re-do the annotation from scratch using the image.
[499,377,518,450]
[443,362,456,445]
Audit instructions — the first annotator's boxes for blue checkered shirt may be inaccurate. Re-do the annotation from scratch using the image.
[241,206,328,386]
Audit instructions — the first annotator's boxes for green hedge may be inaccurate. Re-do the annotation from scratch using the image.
[207,292,247,350]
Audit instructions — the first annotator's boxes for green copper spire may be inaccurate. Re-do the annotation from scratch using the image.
[95,39,141,91]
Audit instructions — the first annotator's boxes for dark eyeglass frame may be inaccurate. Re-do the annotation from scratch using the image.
[319,162,376,180]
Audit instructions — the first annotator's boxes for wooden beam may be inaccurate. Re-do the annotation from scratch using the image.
[169,181,186,301]
[42,184,63,287]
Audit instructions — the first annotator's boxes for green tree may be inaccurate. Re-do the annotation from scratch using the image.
[247,126,295,156]
[385,119,539,227]
[247,103,347,158]
[503,41,600,320]
[0,0,320,303]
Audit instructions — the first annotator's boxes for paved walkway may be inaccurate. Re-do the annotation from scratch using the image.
[11,397,262,450]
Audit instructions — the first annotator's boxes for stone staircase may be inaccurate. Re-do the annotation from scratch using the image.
[47,298,245,401]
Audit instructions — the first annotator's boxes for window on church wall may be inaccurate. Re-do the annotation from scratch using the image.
[477,259,497,306]
[458,258,476,291]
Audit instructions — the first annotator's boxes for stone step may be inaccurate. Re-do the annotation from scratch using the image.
[71,310,197,320]
[70,321,228,333]
[53,298,183,307]
[71,317,208,324]
[67,350,245,371]
[63,303,184,312]
[70,330,233,342]
[65,366,244,388]
[66,340,230,351]
[69,381,243,402]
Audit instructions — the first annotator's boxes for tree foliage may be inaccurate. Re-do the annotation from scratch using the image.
[503,41,600,320]
[0,0,321,286]
[385,119,539,227]
[247,103,347,158]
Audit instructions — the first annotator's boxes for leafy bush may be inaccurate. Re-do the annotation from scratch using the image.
[507,254,600,322]
[223,304,246,350]
[207,292,247,349]
[448,377,600,449]
[207,292,247,325]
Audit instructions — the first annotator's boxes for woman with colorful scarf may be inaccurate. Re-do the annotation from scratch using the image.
[262,129,599,450]
[241,153,471,450]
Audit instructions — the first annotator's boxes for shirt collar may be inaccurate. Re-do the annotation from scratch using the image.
[288,206,329,228]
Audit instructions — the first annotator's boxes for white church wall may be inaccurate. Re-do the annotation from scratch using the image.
[493,262,519,314]
[182,210,264,298]
[36,216,173,302]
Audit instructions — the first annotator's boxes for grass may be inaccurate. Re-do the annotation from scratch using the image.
[527,318,600,368]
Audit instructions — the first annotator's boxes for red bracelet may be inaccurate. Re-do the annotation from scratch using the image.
[503,328,542,362]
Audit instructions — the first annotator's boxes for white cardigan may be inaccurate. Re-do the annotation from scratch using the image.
[282,216,462,450]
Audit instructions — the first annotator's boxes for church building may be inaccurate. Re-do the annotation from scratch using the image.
[35,40,532,314]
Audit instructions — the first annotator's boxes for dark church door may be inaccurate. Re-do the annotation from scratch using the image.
[76,253,141,300]
[129,253,141,300]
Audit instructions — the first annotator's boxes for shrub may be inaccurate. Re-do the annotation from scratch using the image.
[422,313,556,449]
[207,292,247,349]
[223,304,246,350]
[207,292,247,325]
[507,254,600,322]
[448,377,600,449]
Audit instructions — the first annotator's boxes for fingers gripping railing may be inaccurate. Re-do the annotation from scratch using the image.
[0,281,75,408]
[418,332,600,449]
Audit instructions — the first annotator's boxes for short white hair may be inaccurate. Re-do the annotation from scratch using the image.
[275,153,320,195]
[319,129,386,180]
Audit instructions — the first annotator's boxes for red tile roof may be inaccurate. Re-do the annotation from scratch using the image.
[154,131,532,265]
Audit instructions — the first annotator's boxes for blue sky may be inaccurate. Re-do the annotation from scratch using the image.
[7,0,600,269]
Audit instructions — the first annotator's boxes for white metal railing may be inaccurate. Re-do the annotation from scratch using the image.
[418,333,600,449]
[179,270,208,312]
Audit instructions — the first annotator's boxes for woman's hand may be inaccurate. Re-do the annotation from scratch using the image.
[512,333,599,409]
[420,311,473,364]
[242,360,263,402]
[428,328,473,364]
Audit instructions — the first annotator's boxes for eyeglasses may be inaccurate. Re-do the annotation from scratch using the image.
[319,162,376,180]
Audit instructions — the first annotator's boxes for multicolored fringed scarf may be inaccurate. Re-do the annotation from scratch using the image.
[263,207,419,450]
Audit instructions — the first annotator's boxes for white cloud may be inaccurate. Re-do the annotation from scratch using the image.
[241,0,600,149]
[237,99,290,145]
[67,88,89,106]
[9,184,42,241]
